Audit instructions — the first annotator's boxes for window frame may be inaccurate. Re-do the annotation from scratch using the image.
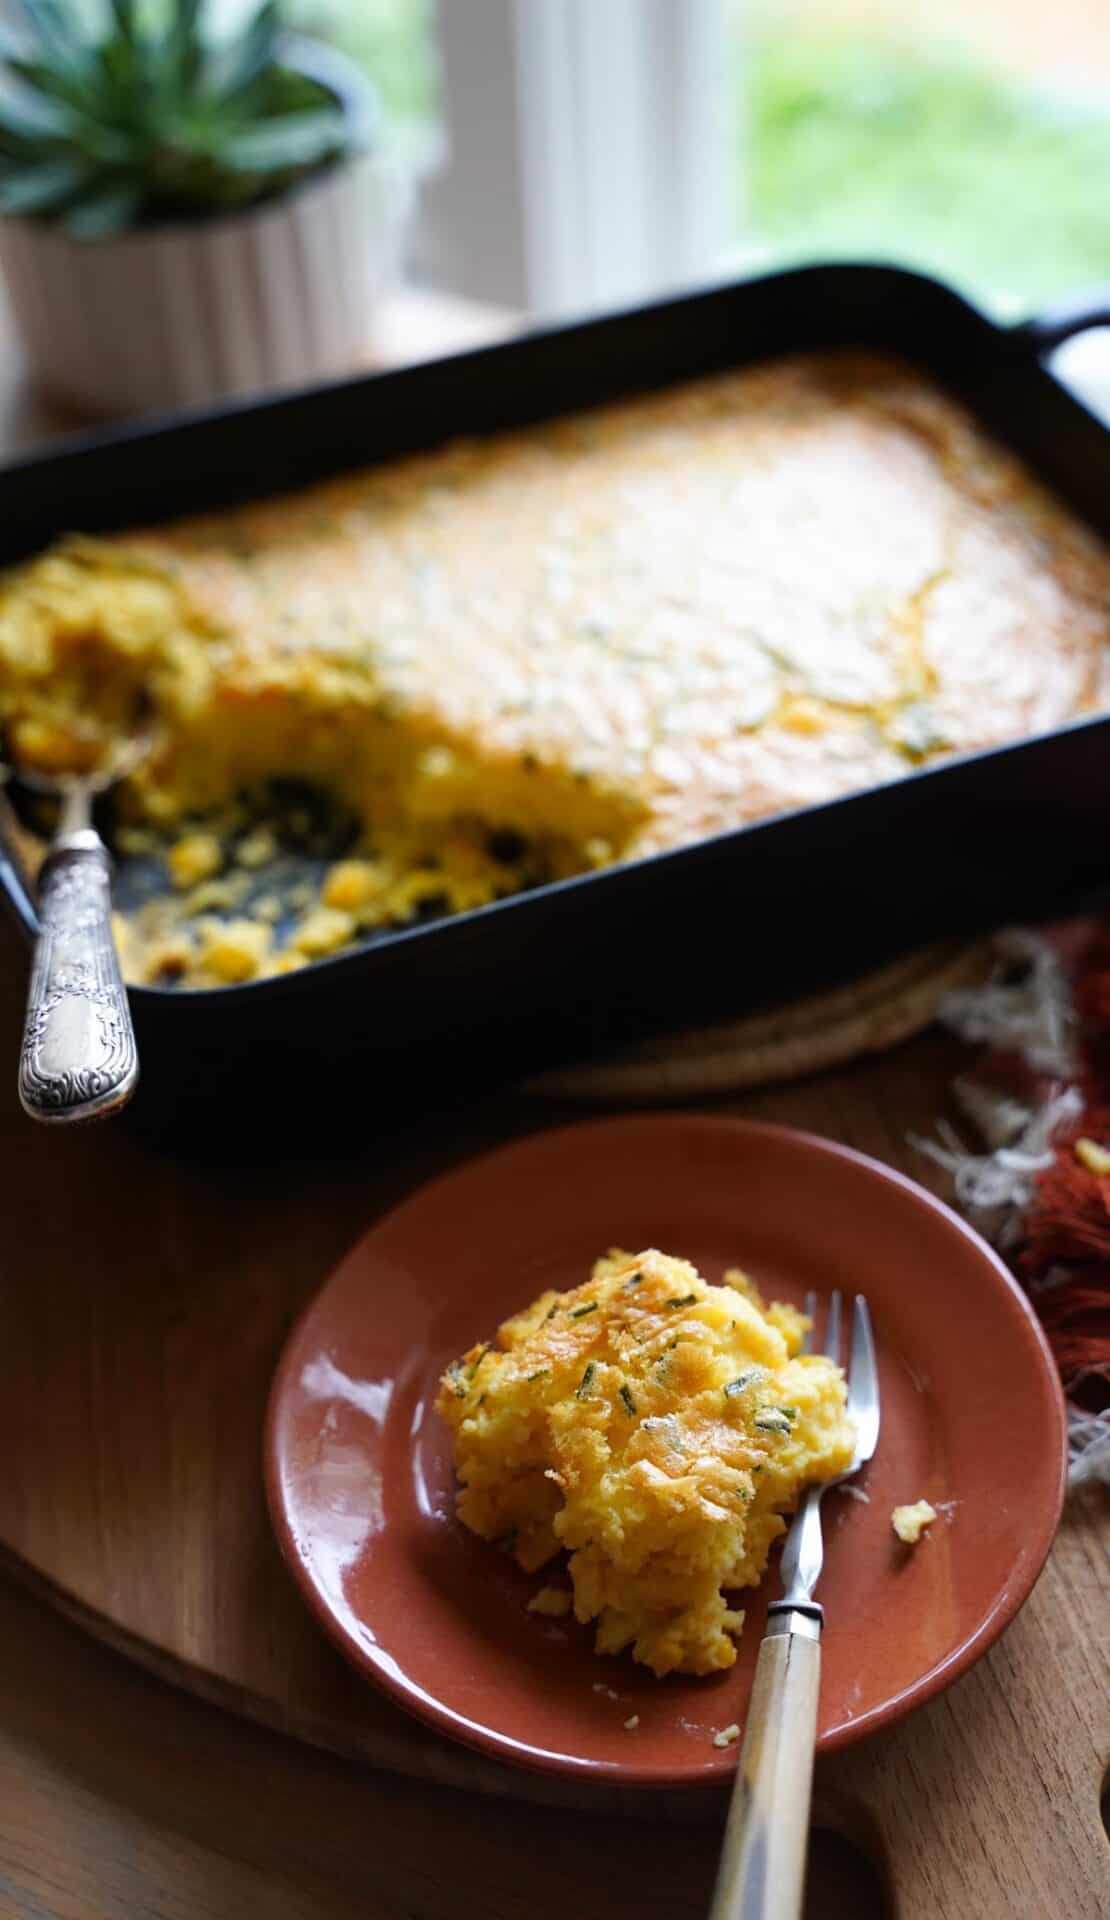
[418,0,735,317]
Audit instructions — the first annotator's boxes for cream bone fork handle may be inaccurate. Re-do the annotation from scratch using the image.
[13,755,140,1125]
[709,1291,880,1920]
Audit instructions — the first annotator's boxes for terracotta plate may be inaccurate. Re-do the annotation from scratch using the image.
[264,1115,1067,1789]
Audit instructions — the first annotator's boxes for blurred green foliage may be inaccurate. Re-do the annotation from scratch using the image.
[746,24,1110,308]
[296,1,1110,307]
[288,0,435,125]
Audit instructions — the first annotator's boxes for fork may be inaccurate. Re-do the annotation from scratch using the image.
[708,1291,880,1920]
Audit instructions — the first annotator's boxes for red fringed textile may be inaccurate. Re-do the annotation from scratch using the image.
[1032,1275,1110,1411]
[924,921,1110,1461]
[1016,974,1110,1411]
[1021,1113,1110,1272]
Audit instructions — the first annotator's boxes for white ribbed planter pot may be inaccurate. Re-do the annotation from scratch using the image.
[0,54,401,418]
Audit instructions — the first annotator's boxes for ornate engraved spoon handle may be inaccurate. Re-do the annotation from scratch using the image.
[18,830,139,1124]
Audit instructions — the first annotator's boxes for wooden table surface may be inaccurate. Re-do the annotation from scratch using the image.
[0,291,1107,1920]
[0,1562,890,1920]
[0,942,884,1920]
[1,977,1107,1920]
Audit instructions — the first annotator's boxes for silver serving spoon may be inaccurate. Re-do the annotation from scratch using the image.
[8,728,149,1124]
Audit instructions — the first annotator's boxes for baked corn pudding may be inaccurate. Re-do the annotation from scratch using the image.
[2,351,1108,986]
[435,1249,855,1677]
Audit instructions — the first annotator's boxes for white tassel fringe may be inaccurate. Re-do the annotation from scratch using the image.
[1068,1409,1110,1487]
[909,1087,1085,1251]
[937,928,1077,1077]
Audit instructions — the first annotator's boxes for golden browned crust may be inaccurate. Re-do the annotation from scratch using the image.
[436,1248,854,1676]
[1,351,1106,985]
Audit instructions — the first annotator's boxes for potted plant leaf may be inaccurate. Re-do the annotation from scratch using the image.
[0,0,402,415]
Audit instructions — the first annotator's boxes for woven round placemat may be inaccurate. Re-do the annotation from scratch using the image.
[527,937,992,1105]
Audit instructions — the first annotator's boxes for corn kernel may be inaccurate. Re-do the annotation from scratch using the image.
[199,917,270,983]
[167,832,222,890]
[291,906,355,958]
[322,859,385,912]
[185,878,241,914]
[266,950,309,977]
[780,696,828,736]
[235,826,276,869]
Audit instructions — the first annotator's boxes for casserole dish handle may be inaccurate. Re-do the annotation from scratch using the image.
[1017,287,1110,357]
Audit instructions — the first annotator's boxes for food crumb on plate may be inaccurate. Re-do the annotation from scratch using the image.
[527,1585,572,1617]
[892,1500,937,1545]
[624,1715,640,1731]
[592,1683,619,1699]
[838,1484,870,1504]
[712,1724,741,1749]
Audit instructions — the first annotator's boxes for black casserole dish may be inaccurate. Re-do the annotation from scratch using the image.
[2,262,1109,1137]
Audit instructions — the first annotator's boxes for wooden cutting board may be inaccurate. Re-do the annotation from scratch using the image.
[0,949,1105,1919]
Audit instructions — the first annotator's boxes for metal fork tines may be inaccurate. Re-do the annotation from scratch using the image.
[774,1289,880,1620]
[708,1290,881,1920]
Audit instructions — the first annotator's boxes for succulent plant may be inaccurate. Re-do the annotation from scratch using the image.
[0,1,359,236]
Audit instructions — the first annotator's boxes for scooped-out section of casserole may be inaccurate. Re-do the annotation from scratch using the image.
[1,351,1107,987]
[436,1248,855,1677]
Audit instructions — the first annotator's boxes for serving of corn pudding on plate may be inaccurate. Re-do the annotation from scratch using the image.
[265,1114,1066,1786]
